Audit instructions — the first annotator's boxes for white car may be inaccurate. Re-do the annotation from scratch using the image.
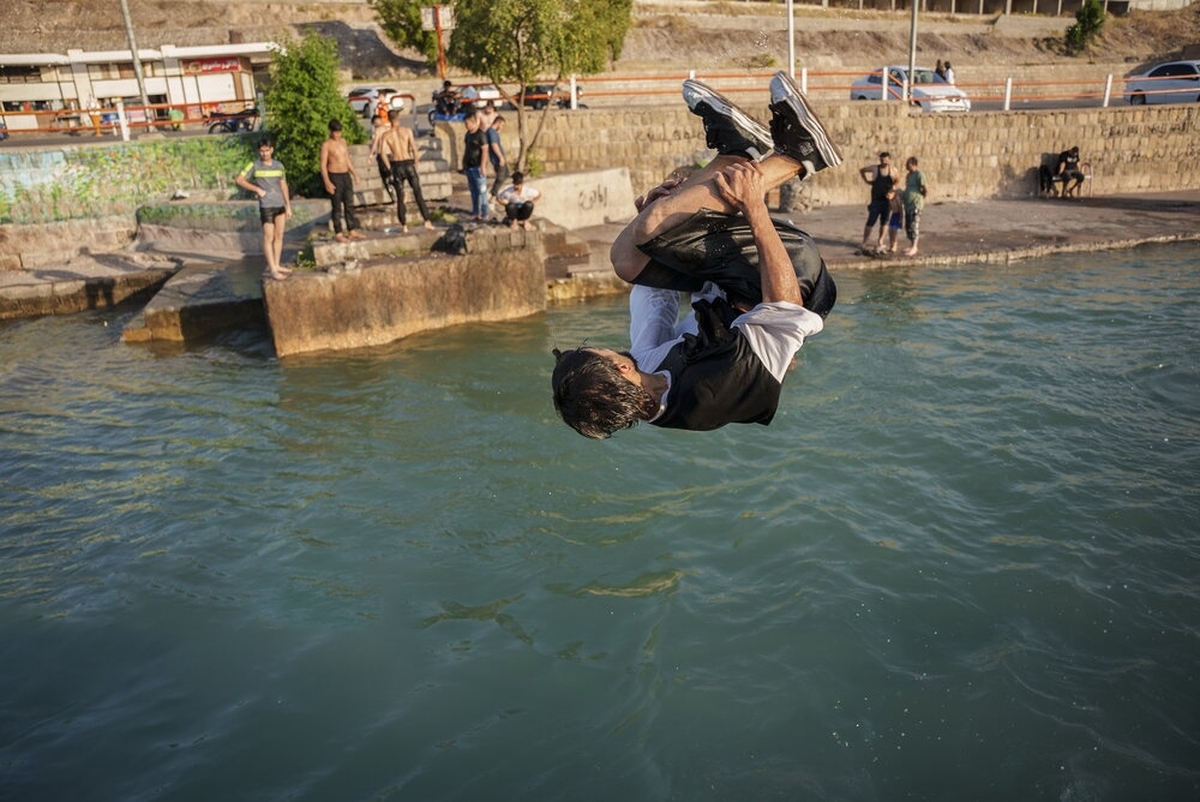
[458,83,504,107]
[850,66,971,113]
[347,87,405,117]
[1124,60,1200,105]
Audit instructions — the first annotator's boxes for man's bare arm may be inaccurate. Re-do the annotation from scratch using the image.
[714,162,802,306]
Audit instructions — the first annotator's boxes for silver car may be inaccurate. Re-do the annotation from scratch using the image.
[347,87,404,117]
[1124,60,1200,105]
[850,66,971,113]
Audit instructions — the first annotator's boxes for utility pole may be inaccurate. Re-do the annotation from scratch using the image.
[906,0,919,101]
[119,0,151,107]
[786,0,796,78]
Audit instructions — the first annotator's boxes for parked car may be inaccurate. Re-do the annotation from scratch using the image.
[1124,59,1200,105]
[457,83,504,110]
[850,66,971,113]
[347,87,404,117]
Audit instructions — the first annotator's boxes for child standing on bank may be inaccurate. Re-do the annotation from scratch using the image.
[885,175,904,254]
[902,156,927,257]
[236,134,293,281]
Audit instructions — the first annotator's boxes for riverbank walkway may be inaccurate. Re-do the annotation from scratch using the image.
[2,190,1198,324]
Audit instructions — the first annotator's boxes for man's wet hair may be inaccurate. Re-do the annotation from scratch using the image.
[551,348,658,439]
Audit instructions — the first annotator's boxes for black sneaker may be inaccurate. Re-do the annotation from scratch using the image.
[768,71,843,177]
[682,79,773,161]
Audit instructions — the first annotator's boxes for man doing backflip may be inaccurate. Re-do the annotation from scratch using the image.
[551,71,841,439]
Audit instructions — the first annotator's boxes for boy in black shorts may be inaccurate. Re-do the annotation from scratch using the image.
[235,135,293,280]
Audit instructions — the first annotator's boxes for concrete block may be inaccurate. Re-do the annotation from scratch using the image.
[533,168,637,229]
[264,241,547,357]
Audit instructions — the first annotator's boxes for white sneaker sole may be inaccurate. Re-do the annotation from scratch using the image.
[683,80,773,158]
[769,71,843,169]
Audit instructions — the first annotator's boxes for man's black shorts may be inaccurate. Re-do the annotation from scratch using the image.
[637,208,836,318]
[260,206,287,224]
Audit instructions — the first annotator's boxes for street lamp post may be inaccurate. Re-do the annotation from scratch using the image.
[119,0,151,108]
[786,0,796,78]
[907,0,919,100]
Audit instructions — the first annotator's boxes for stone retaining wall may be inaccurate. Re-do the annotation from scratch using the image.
[529,102,1200,206]
[2,102,1196,268]
[0,216,137,270]
[0,136,255,226]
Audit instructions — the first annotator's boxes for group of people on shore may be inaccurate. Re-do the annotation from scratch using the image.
[858,151,928,257]
[458,103,542,228]
[233,102,545,280]
[229,75,919,440]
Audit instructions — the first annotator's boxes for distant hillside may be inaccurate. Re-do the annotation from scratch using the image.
[5,0,1200,80]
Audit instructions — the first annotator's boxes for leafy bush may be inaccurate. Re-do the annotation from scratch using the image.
[1065,0,1106,55]
[260,31,366,197]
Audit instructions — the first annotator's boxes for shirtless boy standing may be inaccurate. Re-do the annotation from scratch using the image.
[379,110,435,233]
[319,119,365,242]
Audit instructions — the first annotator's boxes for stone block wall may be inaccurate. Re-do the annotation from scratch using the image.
[0,216,137,270]
[1,99,1196,264]
[528,102,1200,207]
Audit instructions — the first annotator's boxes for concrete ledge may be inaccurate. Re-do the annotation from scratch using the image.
[0,267,174,320]
[124,260,265,343]
[265,228,548,357]
[136,199,328,257]
[534,167,638,230]
[0,216,138,270]
[547,272,627,304]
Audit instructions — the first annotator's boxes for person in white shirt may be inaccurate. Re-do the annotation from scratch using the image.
[496,171,542,230]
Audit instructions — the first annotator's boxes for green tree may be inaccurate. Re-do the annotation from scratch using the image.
[371,0,632,172]
[1065,0,1106,55]
[447,0,632,170]
[369,0,439,63]
[261,31,366,197]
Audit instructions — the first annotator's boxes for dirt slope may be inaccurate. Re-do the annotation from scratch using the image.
[4,0,1199,79]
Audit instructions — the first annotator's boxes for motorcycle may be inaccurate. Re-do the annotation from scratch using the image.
[207,107,259,134]
[520,83,586,110]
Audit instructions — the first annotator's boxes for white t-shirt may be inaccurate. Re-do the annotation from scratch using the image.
[627,283,823,419]
[497,184,539,204]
